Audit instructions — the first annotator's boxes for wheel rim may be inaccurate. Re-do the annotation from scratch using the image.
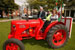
[52,29,66,46]
[6,43,20,50]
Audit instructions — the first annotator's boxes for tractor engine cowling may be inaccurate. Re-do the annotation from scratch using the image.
[8,19,40,40]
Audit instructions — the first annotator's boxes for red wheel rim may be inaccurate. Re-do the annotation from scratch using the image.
[52,29,66,46]
[6,43,20,50]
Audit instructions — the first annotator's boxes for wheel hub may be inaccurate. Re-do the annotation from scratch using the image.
[54,32,63,41]
[52,30,66,46]
[6,43,20,50]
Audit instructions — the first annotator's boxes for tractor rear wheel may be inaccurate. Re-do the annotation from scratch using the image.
[3,38,25,50]
[46,24,69,48]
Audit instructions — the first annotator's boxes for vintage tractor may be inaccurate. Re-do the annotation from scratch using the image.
[3,16,73,50]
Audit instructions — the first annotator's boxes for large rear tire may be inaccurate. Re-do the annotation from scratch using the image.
[3,38,25,50]
[46,24,69,48]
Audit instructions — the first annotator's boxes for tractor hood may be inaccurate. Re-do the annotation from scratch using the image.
[11,19,40,26]
[11,19,40,30]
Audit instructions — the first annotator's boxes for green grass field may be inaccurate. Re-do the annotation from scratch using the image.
[0,22,75,50]
[0,18,8,20]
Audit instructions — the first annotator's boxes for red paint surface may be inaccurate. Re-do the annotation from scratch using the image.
[8,18,72,41]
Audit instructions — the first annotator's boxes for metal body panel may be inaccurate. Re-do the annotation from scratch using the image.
[8,17,73,40]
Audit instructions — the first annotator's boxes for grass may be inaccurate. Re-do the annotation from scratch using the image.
[0,18,8,20]
[0,22,75,50]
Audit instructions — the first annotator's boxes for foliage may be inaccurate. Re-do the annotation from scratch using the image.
[64,0,75,6]
[0,0,19,11]
[27,0,75,10]
[27,0,64,9]
[27,0,47,9]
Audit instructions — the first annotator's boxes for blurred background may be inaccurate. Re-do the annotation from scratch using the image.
[0,0,75,20]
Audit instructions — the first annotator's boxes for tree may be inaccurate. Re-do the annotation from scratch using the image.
[27,0,66,10]
[0,0,19,18]
[27,0,47,9]
[64,0,75,6]
[0,0,18,10]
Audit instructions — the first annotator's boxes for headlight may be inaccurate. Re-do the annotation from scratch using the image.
[13,25,16,28]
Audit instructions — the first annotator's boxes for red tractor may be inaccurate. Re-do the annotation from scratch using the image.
[3,17,73,50]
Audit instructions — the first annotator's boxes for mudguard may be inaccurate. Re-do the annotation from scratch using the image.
[43,21,65,39]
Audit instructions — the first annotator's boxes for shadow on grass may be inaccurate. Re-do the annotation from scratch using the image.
[22,38,53,49]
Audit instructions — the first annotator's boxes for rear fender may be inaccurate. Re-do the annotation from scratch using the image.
[43,21,65,39]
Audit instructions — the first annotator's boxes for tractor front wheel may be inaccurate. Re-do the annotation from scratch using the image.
[3,38,25,50]
[46,24,69,48]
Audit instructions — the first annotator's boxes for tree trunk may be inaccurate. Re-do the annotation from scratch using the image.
[0,10,3,18]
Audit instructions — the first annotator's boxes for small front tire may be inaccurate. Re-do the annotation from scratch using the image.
[3,38,25,50]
